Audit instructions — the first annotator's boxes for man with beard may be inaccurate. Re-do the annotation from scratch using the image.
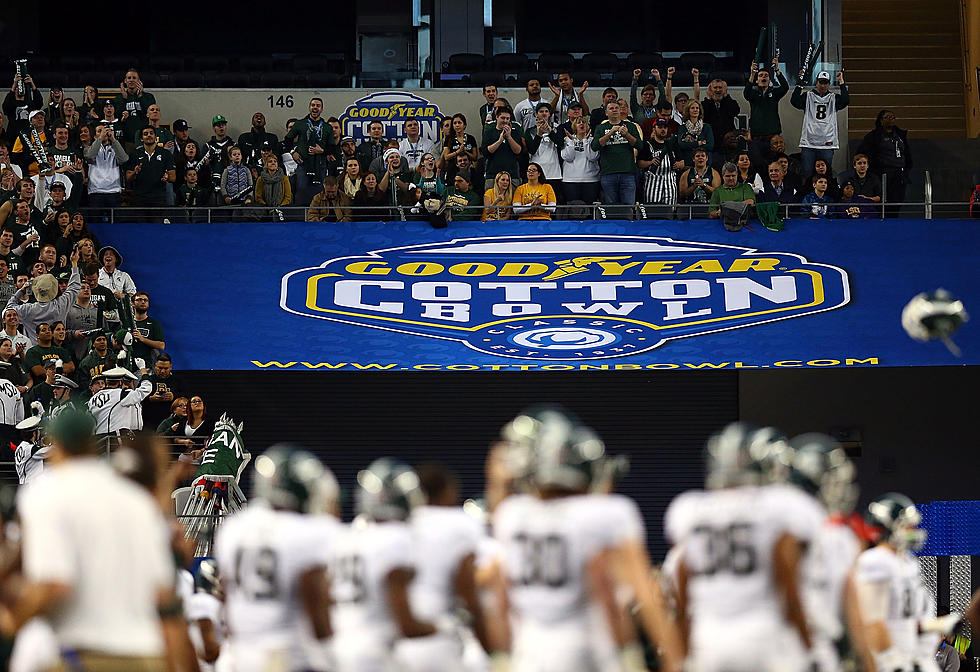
[637,118,684,212]
[237,112,280,180]
[77,330,112,390]
[24,322,74,378]
[285,98,333,206]
[512,77,544,131]
[112,69,156,143]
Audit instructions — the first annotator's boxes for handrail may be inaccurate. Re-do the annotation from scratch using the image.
[73,202,980,223]
[925,170,933,220]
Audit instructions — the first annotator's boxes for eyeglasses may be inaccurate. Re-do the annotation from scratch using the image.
[882,114,897,120]
[191,399,204,404]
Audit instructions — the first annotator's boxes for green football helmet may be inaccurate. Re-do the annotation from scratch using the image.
[355,458,424,521]
[787,433,859,515]
[503,404,605,492]
[866,492,926,551]
[705,423,789,489]
[252,444,339,515]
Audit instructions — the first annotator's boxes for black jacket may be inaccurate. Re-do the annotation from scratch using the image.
[857,125,912,175]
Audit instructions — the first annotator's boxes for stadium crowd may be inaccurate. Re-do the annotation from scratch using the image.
[0,62,913,228]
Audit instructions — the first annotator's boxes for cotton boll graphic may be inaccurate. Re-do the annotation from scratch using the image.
[901,289,968,355]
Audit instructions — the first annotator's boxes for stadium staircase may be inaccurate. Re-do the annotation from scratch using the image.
[842,0,966,139]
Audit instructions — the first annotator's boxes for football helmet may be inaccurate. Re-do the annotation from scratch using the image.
[901,289,968,353]
[503,405,605,492]
[787,433,859,515]
[866,492,926,551]
[355,458,424,521]
[705,422,789,489]
[195,558,221,596]
[252,444,339,515]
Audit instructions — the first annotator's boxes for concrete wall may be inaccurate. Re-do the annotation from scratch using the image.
[62,85,849,171]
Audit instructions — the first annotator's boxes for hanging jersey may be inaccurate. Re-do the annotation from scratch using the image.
[329,519,415,647]
[214,503,340,672]
[0,378,24,427]
[799,91,840,149]
[87,379,152,433]
[493,493,622,626]
[856,546,922,671]
[665,485,823,626]
[14,441,50,485]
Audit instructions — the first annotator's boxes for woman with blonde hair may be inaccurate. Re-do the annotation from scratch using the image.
[677,99,714,166]
[482,171,514,221]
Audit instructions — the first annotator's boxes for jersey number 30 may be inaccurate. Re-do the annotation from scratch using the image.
[513,533,569,587]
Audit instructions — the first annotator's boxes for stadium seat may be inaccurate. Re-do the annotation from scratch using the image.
[139,72,161,88]
[437,74,471,88]
[581,52,620,73]
[64,56,96,72]
[293,55,330,73]
[627,52,663,72]
[205,71,251,88]
[78,71,117,88]
[612,70,637,86]
[491,53,530,73]
[169,72,205,88]
[537,52,575,74]
[680,52,716,73]
[195,56,230,72]
[104,56,140,74]
[516,71,543,86]
[469,71,503,88]
[239,56,277,73]
[148,56,186,73]
[260,72,306,87]
[670,71,696,87]
[445,53,487,73]
[307,72,344,88]
[713,70,747,86]
[572,71,603,87]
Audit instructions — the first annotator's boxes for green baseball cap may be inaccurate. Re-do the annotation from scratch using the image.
[46,409,95,448]
[212,114,227,125]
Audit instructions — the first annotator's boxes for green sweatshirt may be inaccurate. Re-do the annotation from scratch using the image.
[590,119,642,175]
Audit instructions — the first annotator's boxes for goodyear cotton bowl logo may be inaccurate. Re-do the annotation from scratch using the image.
[281,236,850,361]
[340,91,443,142]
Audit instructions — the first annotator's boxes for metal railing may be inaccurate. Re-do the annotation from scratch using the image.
[75,201,979,224]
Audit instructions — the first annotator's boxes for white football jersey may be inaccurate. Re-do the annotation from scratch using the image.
[665,485,824,626]
[329,519,415,647]
[803,519,861,642]
[213,503,340,672]
[856,546,922,669]
[799,90,840,149]
[186,590,224,672]
[406,505,481,622]
[14,441,50,485]
[493,493,621,626]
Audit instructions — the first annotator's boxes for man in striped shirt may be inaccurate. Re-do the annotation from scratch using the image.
[637,118,683,213]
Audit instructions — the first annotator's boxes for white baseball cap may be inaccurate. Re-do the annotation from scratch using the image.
[816,71,831,81]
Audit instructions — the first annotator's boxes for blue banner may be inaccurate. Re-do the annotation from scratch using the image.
[98,219,979,371]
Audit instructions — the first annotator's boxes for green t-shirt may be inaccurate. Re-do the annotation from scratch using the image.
[482,125,525,180]
[23,344,72,372]
[445,188,482,220]
[709,182,756,211]
[591,119,642,175]
[77,351,112,388]
[132,317,164,365]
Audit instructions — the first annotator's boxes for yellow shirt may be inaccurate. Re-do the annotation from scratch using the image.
[482,188,513,221]
[513,182,556,220]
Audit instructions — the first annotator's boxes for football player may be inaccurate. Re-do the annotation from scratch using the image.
[786,433,876,672]
[213,444,341,672]
[665,423,821,672]
[492,406,653,672]
[328,458,438,672]
[855,493,931,672]
[394,463,490,672]
[184,559,224,672]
